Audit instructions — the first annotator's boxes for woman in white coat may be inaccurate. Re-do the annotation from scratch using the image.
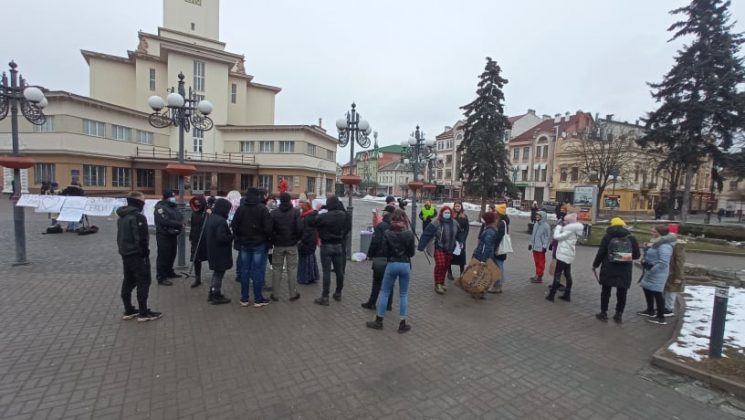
[546,212,585,302]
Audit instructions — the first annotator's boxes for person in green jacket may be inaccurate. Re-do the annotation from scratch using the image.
[419,200,436,232]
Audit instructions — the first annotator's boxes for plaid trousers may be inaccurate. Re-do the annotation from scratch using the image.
[433,249,452,285]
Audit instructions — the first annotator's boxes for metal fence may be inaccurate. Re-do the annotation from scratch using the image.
[135,146,256,166]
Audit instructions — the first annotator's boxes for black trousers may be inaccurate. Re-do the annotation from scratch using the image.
[643,288,665,318]
[156,234,177,280]
[600,285,628,314]
[551,260,573,291]
[320,243,344,297]
[121,255,152,315]
[365,257,394,309]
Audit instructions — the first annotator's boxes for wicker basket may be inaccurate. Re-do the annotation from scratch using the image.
[455,257,500,296]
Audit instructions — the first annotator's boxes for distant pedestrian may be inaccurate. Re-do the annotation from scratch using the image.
[154,190,183,286]
[529,210,551,283]
[592,217,641,323]
[116,191,162,322]
[366,209,415,333]
[546,212,584,302]
[448,202,470,281]
[663,224,686,317]
[362,202,395,311]
[419,200,436,232]
[418,206,464,295]
[269,192,301,302]
[188,195,208,288]
[313,196,352,306]
[487,204,510,294]
[530,201,539,223]
[231,187,273,308]
[717,208,724,223]
[204,198,233,305]
[297,194,320,285]
[637,225,676,325]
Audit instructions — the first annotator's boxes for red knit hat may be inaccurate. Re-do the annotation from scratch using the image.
[668,223,679,234]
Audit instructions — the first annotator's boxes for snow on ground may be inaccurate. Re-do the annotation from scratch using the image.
[667,285,745,361]
[361,196,559,221]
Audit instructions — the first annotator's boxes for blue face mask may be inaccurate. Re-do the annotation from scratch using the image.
[443,213,451,220]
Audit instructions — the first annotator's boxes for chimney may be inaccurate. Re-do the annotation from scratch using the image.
[527,109,536,115]
[564,112,570,121]
[318,118,322,128]
[554,113,561,123]
[542,114,551,120]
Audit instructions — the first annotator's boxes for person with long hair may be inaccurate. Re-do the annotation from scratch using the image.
[297,194,320,285]
[188,195,208,288]
[487,204,510,294]
[447,202,470,281]
[366,209,415,333]
[417,206,464,294]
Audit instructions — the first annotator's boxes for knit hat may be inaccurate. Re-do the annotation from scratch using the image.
[610,217,626,227]
[668,223,679,234]
[564,213,578,224]
[298,193,310,205]
[326,196,341,211]
[385,195,395,204]
[495,204,507,215]
[162,190,176,200]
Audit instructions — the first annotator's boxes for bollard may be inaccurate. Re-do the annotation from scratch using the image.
[709,285,730,359]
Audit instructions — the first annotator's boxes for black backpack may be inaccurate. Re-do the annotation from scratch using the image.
[607,235,633,263]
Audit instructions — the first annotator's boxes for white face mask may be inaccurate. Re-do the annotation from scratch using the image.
[168,197,177,203]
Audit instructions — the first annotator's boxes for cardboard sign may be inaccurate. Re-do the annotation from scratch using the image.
[16,194,42,208]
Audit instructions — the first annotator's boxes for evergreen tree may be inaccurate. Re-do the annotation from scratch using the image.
[640,0,745,222]
[457,57,512,213]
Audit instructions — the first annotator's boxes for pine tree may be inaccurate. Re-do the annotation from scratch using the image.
[640,0,745,222]
[457,57,512,213]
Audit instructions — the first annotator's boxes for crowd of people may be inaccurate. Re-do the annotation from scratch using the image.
[116,190,686,331]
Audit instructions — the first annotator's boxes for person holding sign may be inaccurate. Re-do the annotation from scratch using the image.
[154,190,184,286]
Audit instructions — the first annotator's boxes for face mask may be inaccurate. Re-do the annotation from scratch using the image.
[443,213,451,220]
[168,197,177,203]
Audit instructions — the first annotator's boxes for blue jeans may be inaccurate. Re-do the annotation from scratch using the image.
[376,262,410,319]
[495,259,506,286]
[240,244,267,302]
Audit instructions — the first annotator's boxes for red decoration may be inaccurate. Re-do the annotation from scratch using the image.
[423,183,436,191]
[165,163,197,177]
[279,178,289,193]
[341,175,362,186]
[408,180,424,190]
[0,156,34,169]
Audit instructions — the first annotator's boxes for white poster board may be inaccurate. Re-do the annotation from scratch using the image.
[57,196,87,222]
[144,199,159,226]
[16,194,42,207]
[34,195,65,213]
[83,197,118,216]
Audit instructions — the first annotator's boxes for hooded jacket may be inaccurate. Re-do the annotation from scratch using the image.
[205,198,234,271]
[472,222,502,263]
[529,211,551,251]
[314,197,351,245]
[154,199,183,236]
[298,208,319,256]
[231,190,273,247]
[553,221,585,264]
[640,234,676,292]
[271,197,301,247]
[381,222,415,263]
[367,207,394,258]
[592,226,641,289]
[116,202,149,257]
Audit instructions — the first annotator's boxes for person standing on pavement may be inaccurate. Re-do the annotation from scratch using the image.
[188,195,209,288]
[313,196,352,306]
[117,191,162,322]
[418,200,436,233]
[528,210,551,284]
[269,192,301,302]
[663,223,686,317]
[546,212,584,302]
[487,204,510,294]
[592,217,641,323]
[471,211,501,299]
[530,201,539,224]
[297,194,320,285]
[448,202,470,281]
[366,209,416,333]
[637,225,676,325]
[154,190,183,286]
[362,202,395,311]
[204,198,233,305]
[417,206,464,295]
[231,187,273,308]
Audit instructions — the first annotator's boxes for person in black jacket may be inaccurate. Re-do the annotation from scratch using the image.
[297,194,320,285]
[117,191,162,322]
[188,195,209,288]
[270,192,301,302]
[313,195,352,306]
[366,209,416,333]
[361,203,395,311]
[205,198,233,305]
[154,190,183,286]
[61,180,85,231]
[231,187,273,307]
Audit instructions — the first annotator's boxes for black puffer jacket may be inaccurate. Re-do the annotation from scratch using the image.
[367,209,393,258]
[592,226,641,289]
[315,198,351,245]
[205,198,234,271]
[298,209,319,256]
[154,200,183,236]
[381,224,415,263]
[271,202,301,247]
[231,193,272,247]
[116,204,149,257]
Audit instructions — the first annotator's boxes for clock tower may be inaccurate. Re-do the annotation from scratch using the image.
[163,0,220,41]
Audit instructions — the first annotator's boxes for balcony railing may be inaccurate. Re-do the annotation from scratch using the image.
[135,146,256,166]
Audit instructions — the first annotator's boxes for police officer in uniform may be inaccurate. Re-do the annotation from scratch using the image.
[154,190,184,286]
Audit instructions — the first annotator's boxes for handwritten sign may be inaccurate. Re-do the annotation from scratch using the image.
[84,197,118,216]
[57,197,87,222]
[144,199,159,226]
[34,195,65,213]
[16,194,41,207]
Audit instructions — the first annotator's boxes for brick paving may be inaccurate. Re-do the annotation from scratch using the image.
[0,198,740,419]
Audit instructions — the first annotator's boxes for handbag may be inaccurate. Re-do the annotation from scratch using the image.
[496,221,513,255]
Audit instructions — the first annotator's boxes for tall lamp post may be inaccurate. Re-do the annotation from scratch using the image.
[0,61,48,265]
[400,126,436,233]
[147,72,214,268]
[336,103,372,257]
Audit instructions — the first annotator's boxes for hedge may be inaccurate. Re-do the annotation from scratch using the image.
[678,223,745,242]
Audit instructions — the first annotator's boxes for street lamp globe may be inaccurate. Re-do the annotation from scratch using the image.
[425,139,435,147]
[148,95,165,111]
[166,92,185,108]
[358,120,370,132]
[404,158,410,164]
[336,118,348,130]
[408,137,416,146]
[364,126,373,136]
[22,87,44,103]
[37,97,48,109]
[197,99,213,115]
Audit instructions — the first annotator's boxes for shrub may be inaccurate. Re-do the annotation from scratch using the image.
[679,223,745,242]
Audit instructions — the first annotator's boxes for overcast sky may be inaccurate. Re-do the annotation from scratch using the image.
[4,0,745,164]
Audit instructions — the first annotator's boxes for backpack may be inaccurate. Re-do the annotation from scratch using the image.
[607,235,633,263]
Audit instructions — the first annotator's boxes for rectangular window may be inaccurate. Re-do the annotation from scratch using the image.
[730,180,739,191]
[33,116,55,132]
[279,176,294,192]
[241,174,254,191]
[112,167,131,187]
[307,143,317,156]
[258,175,273,191]
[544,145,550,158]
[240,141,254,153]
[83,165,106,186]
[191,173,208,191]
[534,168,540,181]
[112,125,132,141]
[231,83,237,104]
[326,150,334,161]
[149,68,156,91]
[136,169,154,188]
[571,167,579,182]
[541,168,547,182]
[445,154,453,164]
[513,148,519,161]
[307,177,316,193]
[34,163,55,184]
[279,141,295,153]
[437,170,443,179]
[326,178,333,194]
[523,146,530,160]
[522,169,529,181]
[137,130,154,145]
[193,61,205,92]
[193,128,203,153]
[260,141,274,153]
[445,169,452,179]
[82,119,105,137]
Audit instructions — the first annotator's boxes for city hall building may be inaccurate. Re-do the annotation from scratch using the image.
[0,0,338,197]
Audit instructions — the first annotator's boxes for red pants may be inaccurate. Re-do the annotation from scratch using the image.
[433,249,452,285]
[532,250,546,276]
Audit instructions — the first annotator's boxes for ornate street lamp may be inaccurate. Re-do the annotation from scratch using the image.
[147,72,214,268]
[400,125,438,233]
[336,103,372,257]
[0,61,48,265]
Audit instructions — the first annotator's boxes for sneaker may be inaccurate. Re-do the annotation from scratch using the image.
[314,297,330,306]
[332,293,342,302]
[263,286,273,292]
[253,298,271,308]
[595,312,608,322]
[122,308,139,320]
[487,285,502,294]
[434,284,445,295]
[613,313,623,324]
[361,302,375,310]
[158,279,173,286]
[398,321,411,334]
[137,310,163,322]
[530,276,543,284]
[636,310,655,318]
[447,272,455,281]
[211,294,231,305]
[663,309,675,317]
[240,299,251,307]
[646,317,668,325]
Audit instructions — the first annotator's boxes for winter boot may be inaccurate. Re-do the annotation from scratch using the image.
[207,289,215,302]
[366,316,383,330]
[398,320,411,334]
[211,291,231,305]
[595,312,608,322]
[190,275,201,288]
[546,281,558,302]
[558,289,571,302]
[530,275,543,283]
[613,312,623,324]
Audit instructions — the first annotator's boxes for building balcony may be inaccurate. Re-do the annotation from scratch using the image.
[136,146,256,166]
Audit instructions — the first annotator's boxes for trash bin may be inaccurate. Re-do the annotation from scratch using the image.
[359,227,374,254]
[527,222,534,234]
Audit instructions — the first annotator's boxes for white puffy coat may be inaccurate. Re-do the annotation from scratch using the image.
[553,222,585,264]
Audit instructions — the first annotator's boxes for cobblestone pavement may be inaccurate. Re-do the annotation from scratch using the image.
[0,198,742,419]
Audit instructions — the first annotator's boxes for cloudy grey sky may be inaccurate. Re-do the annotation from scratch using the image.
[4,0,745,163]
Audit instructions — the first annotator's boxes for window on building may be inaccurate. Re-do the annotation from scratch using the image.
[34,163,55,184]
[437,170,443,179]
[33,116,55,132]
[137,130,154,145]
[258,175,273,191]
[278,175,294,192]
[112,125,132,141]
[571,167,579,182]
[231,83,237,104]
[445,154,453,164]
[326,178,333,194]
[541,168,547,182]
[112,167,131,187]
[523,146,530,161]
[193,61,205,92]
[279,141,295,153]
[522,169,529,181]
[544,145,550,158]
[307,143,317,156]
[191,22,195,30]
[729,180,739,191]
[241,174,254,191]
[326,150,334,161]
[83,165,106,186]
[307,177,316,193]
[136,169,154,188]
[149,68,156,91]
[534,168,540,181]
[560,168,568,182]
[191,173,208,191]
[260,141,274,153]
[240,141,254,153]
[193,129,203,153]
[82,119,105,137]
[513,148,519,161]
[445,169,452,179]
[447,140,453,149]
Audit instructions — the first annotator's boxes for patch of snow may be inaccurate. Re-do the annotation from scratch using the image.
[667,285,745,361]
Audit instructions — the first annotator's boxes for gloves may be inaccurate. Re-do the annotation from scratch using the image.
[528,245,532,251]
